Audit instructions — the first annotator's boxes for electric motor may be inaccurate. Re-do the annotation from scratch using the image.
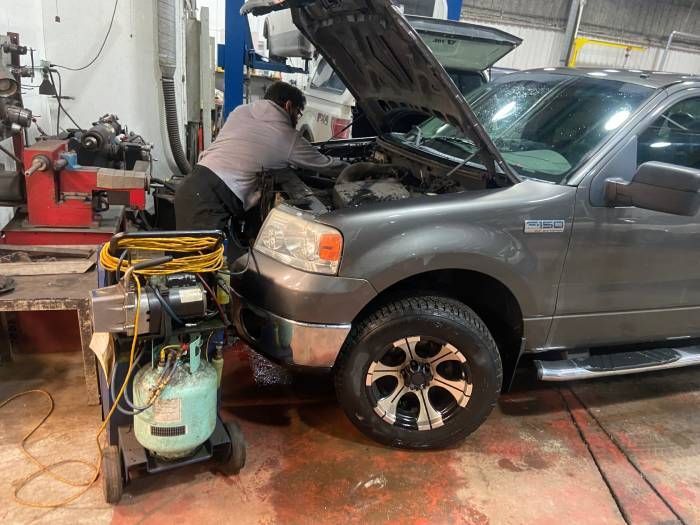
[90,272,207,335]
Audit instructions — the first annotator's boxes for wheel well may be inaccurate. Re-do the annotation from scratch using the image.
[354,270,524,374]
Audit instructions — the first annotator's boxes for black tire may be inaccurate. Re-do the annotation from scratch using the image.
[334,296,502,449]
[101,445,124,504]
[218,421,246,474]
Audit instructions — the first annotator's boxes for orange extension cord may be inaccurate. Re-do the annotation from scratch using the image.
[0,274,143,508]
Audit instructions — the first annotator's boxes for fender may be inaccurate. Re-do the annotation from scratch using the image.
[321,181,577,320]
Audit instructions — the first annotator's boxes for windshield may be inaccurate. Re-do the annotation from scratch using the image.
[403,71,654,183]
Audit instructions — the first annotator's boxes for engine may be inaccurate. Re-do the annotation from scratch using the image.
[259,139,469,218]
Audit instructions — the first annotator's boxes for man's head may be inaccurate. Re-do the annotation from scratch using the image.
[264,81,306,128]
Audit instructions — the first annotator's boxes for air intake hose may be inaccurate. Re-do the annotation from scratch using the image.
[158,0,191,174]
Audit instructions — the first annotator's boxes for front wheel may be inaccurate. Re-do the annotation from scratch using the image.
[334,296,502,449]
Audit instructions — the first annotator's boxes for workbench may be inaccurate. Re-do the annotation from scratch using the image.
[0,269,99,404]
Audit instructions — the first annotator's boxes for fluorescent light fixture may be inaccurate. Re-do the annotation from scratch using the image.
[650,141,671,148]
[587,71,608,77]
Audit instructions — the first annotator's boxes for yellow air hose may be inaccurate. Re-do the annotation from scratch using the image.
[99,236,224,275]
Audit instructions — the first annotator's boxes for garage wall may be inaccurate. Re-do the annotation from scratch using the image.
[461,0,700,73]
[0,0,190,181]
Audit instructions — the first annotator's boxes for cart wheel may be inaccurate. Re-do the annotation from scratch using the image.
[219,421,246,475]
[101,445,124,504]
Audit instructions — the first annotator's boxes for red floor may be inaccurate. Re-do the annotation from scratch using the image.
[1,348,698,524]
[109,347,700,525]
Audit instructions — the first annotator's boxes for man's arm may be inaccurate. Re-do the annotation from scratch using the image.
[288,133,348,173]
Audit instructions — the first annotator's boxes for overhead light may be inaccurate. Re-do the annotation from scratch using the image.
[0,62,17,97]
[604,110,631,131]
[38,70,56,96]
[650,141,671,148]
[587,71,608,77]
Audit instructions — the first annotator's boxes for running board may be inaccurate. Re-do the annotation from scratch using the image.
[535,346,700,381]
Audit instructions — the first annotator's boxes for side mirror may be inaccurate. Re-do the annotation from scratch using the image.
[605,161,700,216]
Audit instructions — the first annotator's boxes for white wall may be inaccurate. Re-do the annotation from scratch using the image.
[0,0,190,180]
[573,40,700,73]
[463,17,700,74]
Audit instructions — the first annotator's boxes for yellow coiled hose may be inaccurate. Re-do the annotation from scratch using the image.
[99,236,225,275]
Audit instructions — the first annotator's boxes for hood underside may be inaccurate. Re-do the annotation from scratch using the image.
[242,0,518,182]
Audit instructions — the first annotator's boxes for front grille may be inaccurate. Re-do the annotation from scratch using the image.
[150,425,186,437]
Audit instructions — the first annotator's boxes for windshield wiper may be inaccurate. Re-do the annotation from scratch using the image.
[423,135,477,150]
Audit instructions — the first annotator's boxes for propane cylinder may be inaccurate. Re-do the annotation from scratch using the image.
[132,354,217,459]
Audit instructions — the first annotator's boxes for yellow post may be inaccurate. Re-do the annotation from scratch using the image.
[567,37,646,67]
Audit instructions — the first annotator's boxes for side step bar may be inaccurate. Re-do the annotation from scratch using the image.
[535,346,700,381]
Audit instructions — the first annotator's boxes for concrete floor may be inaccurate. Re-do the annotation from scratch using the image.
[1,348,699,525]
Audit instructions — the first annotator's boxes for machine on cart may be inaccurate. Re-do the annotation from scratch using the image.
[1,114,153,245]
[0,32,155,245]
[89,230,245,503]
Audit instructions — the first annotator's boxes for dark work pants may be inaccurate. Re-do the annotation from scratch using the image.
[174,164,245,232]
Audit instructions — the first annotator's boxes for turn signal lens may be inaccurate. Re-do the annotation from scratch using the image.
[318,233,342,262]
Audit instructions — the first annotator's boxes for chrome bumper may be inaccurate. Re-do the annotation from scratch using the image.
[233,294,351,368]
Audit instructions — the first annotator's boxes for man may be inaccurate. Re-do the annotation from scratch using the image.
[175,81,346,234]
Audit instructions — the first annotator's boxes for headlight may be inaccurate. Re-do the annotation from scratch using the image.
[254,207,343,275]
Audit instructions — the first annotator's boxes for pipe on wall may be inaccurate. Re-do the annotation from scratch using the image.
[158,0,191,174]
[656,30,700,71]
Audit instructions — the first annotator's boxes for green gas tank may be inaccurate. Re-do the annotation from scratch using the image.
[133,341,217,460]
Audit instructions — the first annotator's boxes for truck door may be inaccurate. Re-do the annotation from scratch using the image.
[550,94,700,348]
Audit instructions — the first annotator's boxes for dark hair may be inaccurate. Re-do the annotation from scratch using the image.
[264,81,306,110]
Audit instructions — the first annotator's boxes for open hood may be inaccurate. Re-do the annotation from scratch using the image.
[242,0,518,182]
[405,15,521,73]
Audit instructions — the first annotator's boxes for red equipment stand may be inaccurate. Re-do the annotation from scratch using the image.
[1,139,148,245]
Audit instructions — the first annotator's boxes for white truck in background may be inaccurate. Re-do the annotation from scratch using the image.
[264,1,521,141]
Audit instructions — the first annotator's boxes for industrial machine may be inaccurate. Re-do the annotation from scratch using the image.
[90,231,245,504]
[1,114,152,245]
[0,31,153,245]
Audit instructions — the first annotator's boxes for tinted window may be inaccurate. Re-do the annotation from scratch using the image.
[637,97,700,170]
[405,72,653,183]
[310,58,346,94]
[447,69,485,96]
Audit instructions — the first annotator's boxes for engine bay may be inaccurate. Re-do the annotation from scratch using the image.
[259,138,488,218]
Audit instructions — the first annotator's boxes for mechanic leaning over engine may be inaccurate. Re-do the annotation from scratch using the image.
[174,81,347,236]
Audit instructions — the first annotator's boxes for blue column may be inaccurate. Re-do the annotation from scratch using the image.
[224,0,247,118]
[446,0,463,21]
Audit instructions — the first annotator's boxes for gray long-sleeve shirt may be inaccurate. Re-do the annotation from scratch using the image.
[198,99,346,209]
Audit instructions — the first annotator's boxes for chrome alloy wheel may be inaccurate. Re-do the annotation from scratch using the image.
[365,336,473,431]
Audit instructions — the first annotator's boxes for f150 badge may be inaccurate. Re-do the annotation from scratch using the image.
[524,220,565,233]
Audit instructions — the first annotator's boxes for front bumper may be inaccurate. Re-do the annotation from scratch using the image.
[231,252,376,368]
[233,294,352,367]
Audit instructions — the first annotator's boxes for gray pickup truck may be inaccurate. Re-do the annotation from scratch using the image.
[235,0,700,448]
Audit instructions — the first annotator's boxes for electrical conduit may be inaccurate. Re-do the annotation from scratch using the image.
[158,0,192,174]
